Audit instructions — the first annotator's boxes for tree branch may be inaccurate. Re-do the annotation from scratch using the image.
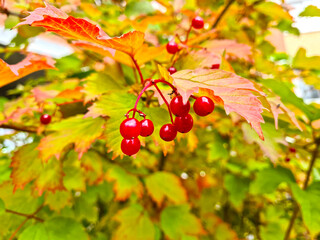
[284,138,320,240]
[0,7,27,18]
[212,0,236,29]
[0,124,38,133]
[6,209,44,222]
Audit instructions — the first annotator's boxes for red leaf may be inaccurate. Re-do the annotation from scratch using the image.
[0,53,55,87]
[172,68,266,139]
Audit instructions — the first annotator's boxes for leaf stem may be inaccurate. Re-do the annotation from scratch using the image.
[212,0,236,28]
[131,56,144,84]
[153,82,174,124]
[284,138,320,240]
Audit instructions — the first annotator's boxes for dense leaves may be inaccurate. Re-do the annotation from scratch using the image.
[0,0,319,239]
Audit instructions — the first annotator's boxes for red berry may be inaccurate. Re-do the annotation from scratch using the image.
[120,118,141,139]
[211,63,220,69]
[289,147,296,153]
[174,114,193,133]
[160,124,177,141]
[193,96,215,116]
[121,138,141,156]
[166,41,179,54]
[40,114,51,125]
[285,157,291,162]
[140,119,154,137]
[170,96,190,117]
[168,67,177,75]
[192,16,204,29]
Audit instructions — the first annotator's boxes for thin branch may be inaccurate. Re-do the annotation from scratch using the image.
[131,56,144,84]
[212,0,236,29]
[0,7,27,18]
[0,124,38,133]
[6,209,44,222]
[284,138,320,240]
[8,204,44,240]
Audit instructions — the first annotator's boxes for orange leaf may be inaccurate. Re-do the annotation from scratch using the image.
[17,2,145,57]
[172,68,265,139]
[0,53,55,88]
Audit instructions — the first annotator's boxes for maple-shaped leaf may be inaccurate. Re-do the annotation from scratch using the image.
[0,53,55,87]
[17,2,145,57]
[203,40,252,62]
[145,172,187,206]
[10,142,65,195]
[172,69,265,139]
[160,204,206,239]
[37,115,105,161]
[106,166,144,201]
[113,204,155,240]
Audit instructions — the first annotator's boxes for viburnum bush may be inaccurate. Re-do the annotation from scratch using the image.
[0,0,320,239]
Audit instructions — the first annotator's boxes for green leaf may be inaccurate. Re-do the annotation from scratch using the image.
[292,48,320,71]
[11,142,65,195]
[20,218,88,240]
[160,205,205,239]
[125,1,155,18]
[291,182,320,236]
[0,199,5,215]
[145,172,187,206]
[255,2,292,20]
[38,115,105,161]
[250,166,295,195]
[299,5,320,17]
[106,165,143,201]
[19,224,49,240]
[83,72,124,102]
[224,174,249,207]
[260,206,287,240]
[74,196,98,222]
[262,79,320,121]
[44,191,72,212]
[113,204,155,240]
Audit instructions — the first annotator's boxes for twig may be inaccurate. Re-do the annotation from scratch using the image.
[0,124,38,133]
[0,7,27,18]
[212,0,236,28]
[8,204,44,240]
[6,209,44,222]
[131,56,144,84]
[284,138,320,240]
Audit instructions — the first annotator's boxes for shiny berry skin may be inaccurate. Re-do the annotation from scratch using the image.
[192,16,204,29]
[166,41,179,54]
[174,114,193,133]
[168,67,177,75]
[160,124,177,141]
[193,96,215,116]
[121,138,141,156]
[211,63,220,69]
[40,114,51,125]
[170,96,190,117]
[120,118,141,139]
[289,147,296,153]
[140,119,154,137]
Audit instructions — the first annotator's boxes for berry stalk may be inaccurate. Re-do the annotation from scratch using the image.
[131,56,144,84]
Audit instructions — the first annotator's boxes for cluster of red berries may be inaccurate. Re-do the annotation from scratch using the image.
[120,118,154,156]
[120,95,214,156]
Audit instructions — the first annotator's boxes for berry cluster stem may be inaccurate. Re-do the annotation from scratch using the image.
[153,83,174,124]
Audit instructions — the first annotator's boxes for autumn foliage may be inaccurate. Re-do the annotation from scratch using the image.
[0,0,320,240]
